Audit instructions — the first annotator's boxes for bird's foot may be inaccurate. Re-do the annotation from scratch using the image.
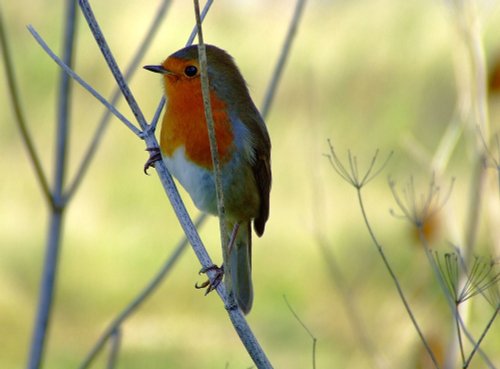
[144,146,161,175]
[195,264,224,295]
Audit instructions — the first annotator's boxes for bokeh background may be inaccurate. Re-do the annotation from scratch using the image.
[1,0,499,368]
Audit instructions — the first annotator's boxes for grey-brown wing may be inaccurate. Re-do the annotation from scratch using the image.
[245,107,271,237]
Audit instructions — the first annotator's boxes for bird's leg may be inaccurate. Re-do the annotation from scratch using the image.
[143,146,162,174]
[195,264,224,295]
[195,223,239,296]
[227,222,240,255]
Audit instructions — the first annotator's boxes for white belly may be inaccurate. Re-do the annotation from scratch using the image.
[162,147,217,214]
[162,146,260,222]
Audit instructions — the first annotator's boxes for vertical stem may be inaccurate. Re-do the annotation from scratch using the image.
[27,1,77,368]
[356,189,440,369]
[455,305,465,365]
[54,0,77,205]
[192,0,230,294]
[27,211,64,369]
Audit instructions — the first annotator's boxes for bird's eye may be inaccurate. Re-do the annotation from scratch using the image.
[184,65,198,77]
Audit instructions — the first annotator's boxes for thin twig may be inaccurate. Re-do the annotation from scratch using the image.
[106,328,121,369]
[391,175,496,368]
[420,241,496,368]
[463,305,499,368]
[27,26,139,136]
[27,2,78,368]
[0,6,52,206]
[78,215,200,369]
[261,0,307,118]
[325,143,440,369]
[65,0,173,200]
[186,0,214,47]
[356,189,440,369]
[78,0,149,131]
[193,0,230,288]
[141,0,213,138]
[283,296,317,369]
[456,307,497,369]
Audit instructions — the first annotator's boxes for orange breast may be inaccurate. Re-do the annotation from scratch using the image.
[160,76,234,169]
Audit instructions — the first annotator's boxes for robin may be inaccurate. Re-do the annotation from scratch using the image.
[144,45,271,314]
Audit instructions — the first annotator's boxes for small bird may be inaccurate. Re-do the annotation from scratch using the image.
[144,45,271,314]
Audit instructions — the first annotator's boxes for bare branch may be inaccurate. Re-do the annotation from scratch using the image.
[261,0,307,118]
[27,26,139,136]
[78,0,149,131]
[0,7,52,205]
[65,0,173,200]
[78,215,201,369]
[283,295,317,369]
[325,141,439,369]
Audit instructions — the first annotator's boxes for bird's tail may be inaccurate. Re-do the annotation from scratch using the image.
[228,221,253,314]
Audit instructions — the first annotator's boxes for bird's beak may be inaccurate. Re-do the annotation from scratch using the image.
[143,64,173,74]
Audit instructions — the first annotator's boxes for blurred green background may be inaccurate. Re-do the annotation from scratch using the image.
[1,0,499,368]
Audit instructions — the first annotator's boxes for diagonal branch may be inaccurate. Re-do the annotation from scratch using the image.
[261,0,307,118]
[78,0,148,131]
[27,26,139,136]
[78,215,203,369]
[64,0,173,200]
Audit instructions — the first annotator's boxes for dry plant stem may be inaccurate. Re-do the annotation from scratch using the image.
[450,3,490,366]
[417,234,468,367]
[454,304,466,365]
[65,0,172,199]
[356,189,440,369]
[283,296,317,369]
[27,27,138,135]
[193,0,230,288]
[78,0,148,131]
[456,305,495,369]
[260,0,306,118]
[106,329,121,369]
[463,306,499,368]
[69,0,213,199]
[0,7,52,204]
[26,1,77,369]
[143,0,213,138]
[77,215,202,369]
[186,0,214,46]
[419,232,496,369]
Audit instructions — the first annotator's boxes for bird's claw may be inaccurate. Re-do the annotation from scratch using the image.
[144,146,161,175]
[195,264,224,295]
